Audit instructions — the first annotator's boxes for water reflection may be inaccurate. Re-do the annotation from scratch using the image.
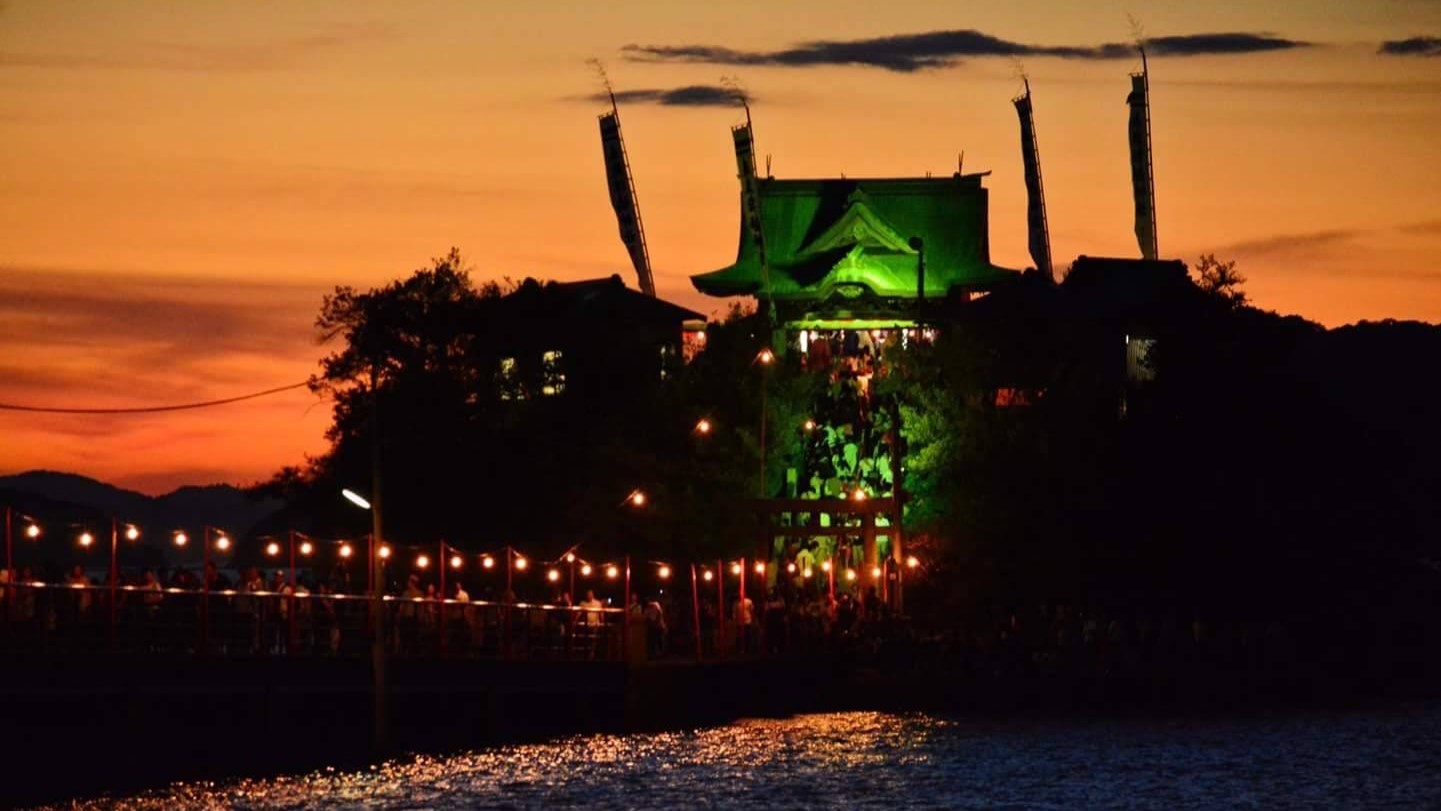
[36,706,1441,810]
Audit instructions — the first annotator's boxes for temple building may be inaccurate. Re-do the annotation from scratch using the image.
[692,173,1018,334]
[686,149,1031,602]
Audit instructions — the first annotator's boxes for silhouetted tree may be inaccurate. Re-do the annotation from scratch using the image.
[1192,253,1248,307]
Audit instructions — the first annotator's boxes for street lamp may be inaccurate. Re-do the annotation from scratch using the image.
[196,526,230,653]
[342,484,387,750]
[109,518,139,634]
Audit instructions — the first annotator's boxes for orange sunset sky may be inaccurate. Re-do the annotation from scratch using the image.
[2,0,1439,494]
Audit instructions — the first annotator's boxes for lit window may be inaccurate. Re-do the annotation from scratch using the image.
[542,350,565,396]
[498,357,524,400]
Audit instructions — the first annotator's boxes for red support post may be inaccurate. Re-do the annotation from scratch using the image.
[739,556,748,655]
[200,527,211,656]
[109,517,118,646]
[438,540,447,659]
[690,563,702,662]
[502,545,513,659]
[4,507,12,627]
[716,558,724,658]
[622,554,631,661]
[288,530,298,655]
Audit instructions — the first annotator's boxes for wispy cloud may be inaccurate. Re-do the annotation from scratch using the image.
[581,84,748,107]
[1399,219,1441,235]
[623,30,1311,73]
[0,22,393,72]
[1379,36,1441,57]
[0,267,324,400]
[1216,229,1362,258]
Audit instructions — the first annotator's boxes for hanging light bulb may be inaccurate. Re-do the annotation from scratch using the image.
[450,554,463,570]
[339,543,354,559]
[265,542,281,557]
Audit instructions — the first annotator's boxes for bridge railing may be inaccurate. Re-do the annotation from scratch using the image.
[0,581,624,661]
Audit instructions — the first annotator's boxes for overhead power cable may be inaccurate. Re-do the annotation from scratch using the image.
[0,381,310,414]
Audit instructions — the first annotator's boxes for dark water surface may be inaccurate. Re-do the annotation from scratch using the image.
[37,704,1441,810]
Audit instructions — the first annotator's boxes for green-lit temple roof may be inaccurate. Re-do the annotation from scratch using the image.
[692,175,1018,309]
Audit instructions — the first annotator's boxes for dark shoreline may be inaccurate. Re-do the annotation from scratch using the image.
[4,655,1436,809]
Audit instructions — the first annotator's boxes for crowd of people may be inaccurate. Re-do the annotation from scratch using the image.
[0,563,625,659]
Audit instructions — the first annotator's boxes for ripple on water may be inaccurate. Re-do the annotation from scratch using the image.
[33,705,1441,810]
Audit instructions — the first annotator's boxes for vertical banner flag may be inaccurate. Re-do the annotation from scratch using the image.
[732,122,771,304]
[1013,87,1053,280]
[599,111,656,296]
[1126,71,1158,260]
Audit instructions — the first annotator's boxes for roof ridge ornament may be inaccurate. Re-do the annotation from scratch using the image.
[800,196,917,256]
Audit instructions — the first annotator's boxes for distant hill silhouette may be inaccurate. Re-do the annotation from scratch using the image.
[0,470,280,545]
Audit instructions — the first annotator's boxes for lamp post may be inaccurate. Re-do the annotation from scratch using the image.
[342,483,386,751]
[109,518,139,642]
[756,348,773,498]
[200,526,228,654]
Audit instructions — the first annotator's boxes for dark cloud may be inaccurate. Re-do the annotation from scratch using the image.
[1139,33,1308,57]
[624,30,1311,72]
[585,84,748,107]
[1379,36,1441,57]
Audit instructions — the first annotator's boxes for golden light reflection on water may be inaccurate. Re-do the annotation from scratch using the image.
[31,706,1441,810]
[38,712,934,811]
